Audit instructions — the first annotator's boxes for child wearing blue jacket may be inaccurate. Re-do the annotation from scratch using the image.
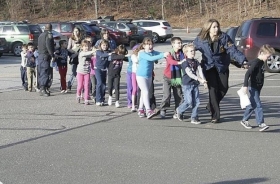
[135,37,169,119]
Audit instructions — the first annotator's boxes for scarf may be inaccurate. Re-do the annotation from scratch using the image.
[170,49,184,86]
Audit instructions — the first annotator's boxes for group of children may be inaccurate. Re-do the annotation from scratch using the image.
[19,34,275,131]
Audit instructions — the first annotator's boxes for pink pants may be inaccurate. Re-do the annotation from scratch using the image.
[76,72,90,100]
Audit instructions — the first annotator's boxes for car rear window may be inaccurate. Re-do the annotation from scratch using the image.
[163,22,171,27]
[61,23,73,33]
[236,21,251,37]
[17,26,30,34]
[126,23,136,28]
[256,22,276,37]
[28,25,42,34]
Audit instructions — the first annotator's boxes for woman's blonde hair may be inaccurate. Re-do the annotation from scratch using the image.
[133,37,153,55]
[259,44,275,55]
[198,19,222,41]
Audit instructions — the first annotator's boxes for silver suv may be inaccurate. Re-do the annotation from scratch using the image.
[132,20,173,43]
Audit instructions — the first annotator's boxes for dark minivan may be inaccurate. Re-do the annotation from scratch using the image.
[235,17,280,73]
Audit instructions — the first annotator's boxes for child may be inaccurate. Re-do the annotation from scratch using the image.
[25,43,36,92]
[126,40,138,110]
[107,44,127,108]
[158,37,184,119]
[20,44,28,91]
[55,40,77,93]
[240,44,275,132]
[135,37,169,119]
[176,43,207,123]
[76,40,95,105]
[90,48,97,103]
[33,47,40,92]
[95,39,111,106]
[130,43,140,112]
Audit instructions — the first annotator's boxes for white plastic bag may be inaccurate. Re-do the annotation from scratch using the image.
[237,88,251,109]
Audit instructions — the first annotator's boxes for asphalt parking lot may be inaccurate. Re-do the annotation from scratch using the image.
[0,29,280,184]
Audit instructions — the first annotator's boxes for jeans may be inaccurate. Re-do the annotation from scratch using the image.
[90,74,96,98]
[177,84,200,119]
[95,68,107,103]
[242,87,264,125]
[20,66,28,89]
[68,64,77,88]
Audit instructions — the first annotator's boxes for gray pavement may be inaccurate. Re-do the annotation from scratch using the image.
[0,30,280,184]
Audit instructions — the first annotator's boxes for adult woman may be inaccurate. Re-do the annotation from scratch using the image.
[95,28,117,50]
[194,19,247,123]
[67,27,83,91]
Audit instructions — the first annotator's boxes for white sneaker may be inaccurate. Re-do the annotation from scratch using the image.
[64,90,68,93]
[115,101,120,108]
[108,96,112,106]
[131,106,137,112]
[61,90,65,93]
[191,119,201,125]
[96,102,101,106]
[259,123,269,132]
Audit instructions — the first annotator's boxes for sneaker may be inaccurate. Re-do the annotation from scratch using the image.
[96,102,101,106]
[160,110,166,119]
[92,98,96,104]
[240,120,252,129]
[115,101,120,108]
[64,90,68,93]
[101,102,104,106]
[61,90,65,93]
[146,110,156,119]
[173,113,178,119]
[76,96,81,103]
[191,119,201,125]
[108,96,112,106]
[84,100,90,105]
[131,106,137,112]
[176,108,183,121]
[259,123,269,132]
[138,109,145,118]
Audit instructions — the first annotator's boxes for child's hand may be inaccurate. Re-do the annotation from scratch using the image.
[203,83,208,89]
[164,52,169,58]
[198,78,206,84]
[242,86,248,94]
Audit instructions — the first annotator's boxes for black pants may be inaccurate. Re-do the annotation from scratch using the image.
[38,56,51,89]
[205,67,229,120]
[107,75,120,101]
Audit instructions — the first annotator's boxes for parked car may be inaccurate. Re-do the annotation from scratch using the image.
[0,38,7,57]
[97,25,129,46]
[235,17,280,73]
[0,23,42,56]
[39,22,74,38]
[99,21,139,43]
[137,26,153,43]
[226,26,239,42]
[132,20,173,43]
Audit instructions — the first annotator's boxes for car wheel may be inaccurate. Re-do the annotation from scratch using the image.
[152,33,159,43]
[160,38,167,43]
[265,52,280,73]
[13,42,23,57]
